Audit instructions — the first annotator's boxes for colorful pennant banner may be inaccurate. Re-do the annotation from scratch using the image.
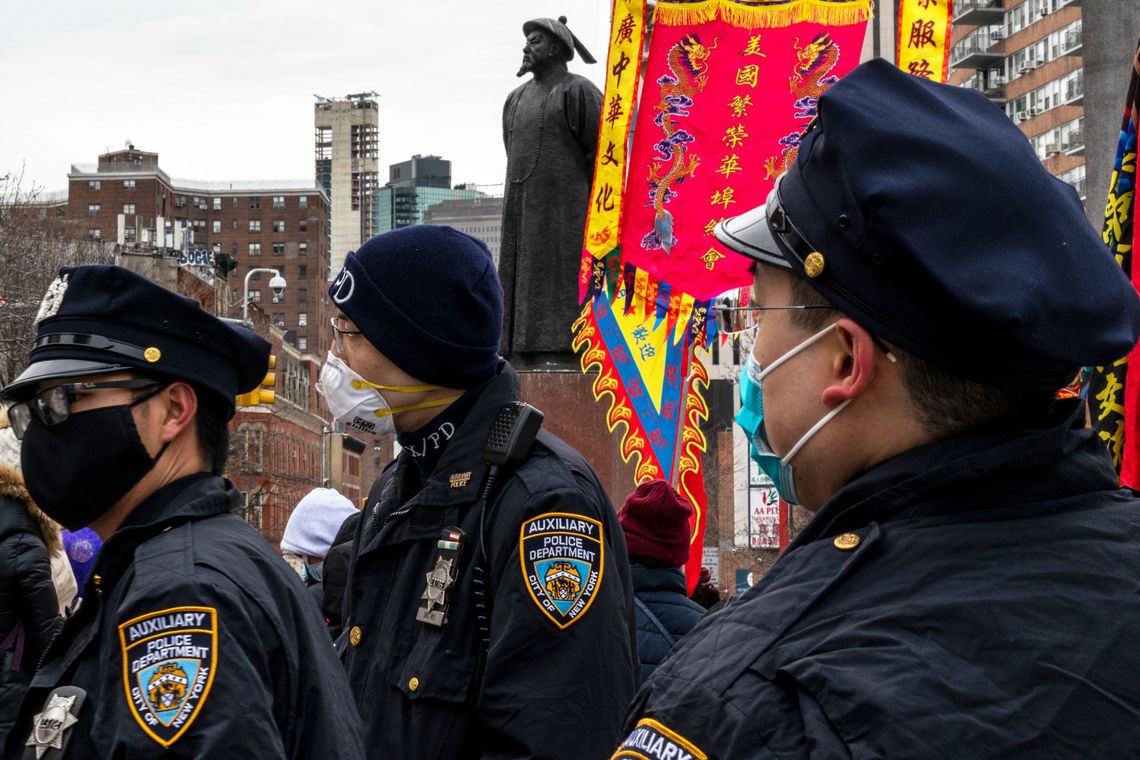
[577,0,872,590]
[1090,38,1140,485]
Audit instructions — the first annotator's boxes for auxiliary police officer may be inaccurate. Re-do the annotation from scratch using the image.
[319,225,637,759]
[1,265,363,758]
[613,60,1140,758]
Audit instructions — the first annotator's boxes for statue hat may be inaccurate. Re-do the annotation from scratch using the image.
[523,16,596,64]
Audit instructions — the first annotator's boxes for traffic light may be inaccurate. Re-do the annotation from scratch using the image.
[236,355,277,407]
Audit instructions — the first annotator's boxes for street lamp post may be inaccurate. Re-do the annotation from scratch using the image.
[242,268,287,324]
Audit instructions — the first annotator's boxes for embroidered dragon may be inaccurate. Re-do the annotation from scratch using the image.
[764,33,841,180]
[643,34,718,254]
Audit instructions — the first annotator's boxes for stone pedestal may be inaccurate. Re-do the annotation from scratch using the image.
[516,368,638,509]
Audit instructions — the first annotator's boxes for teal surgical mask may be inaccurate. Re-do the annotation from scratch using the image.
[735,323,851,505]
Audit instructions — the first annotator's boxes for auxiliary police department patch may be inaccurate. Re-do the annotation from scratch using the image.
[611,718,708,760]
[520,512,604,629]
[118,606,218,748]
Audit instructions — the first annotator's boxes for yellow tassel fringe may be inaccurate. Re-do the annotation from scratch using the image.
[653,0,874,29]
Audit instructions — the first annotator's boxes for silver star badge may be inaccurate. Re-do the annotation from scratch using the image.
[27,693,79,758]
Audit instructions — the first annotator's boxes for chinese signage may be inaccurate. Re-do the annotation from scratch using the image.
[748,460,781,549]
[897,0,954,83]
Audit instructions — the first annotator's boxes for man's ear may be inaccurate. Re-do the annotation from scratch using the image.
[158,382,199,444]
[821,318,876,406]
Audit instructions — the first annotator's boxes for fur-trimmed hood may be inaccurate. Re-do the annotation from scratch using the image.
[0,411,63,555]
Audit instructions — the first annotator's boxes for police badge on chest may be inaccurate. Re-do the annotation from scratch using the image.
[416,527,465,627]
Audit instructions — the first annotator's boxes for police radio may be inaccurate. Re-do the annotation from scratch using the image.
[473,402,544,646]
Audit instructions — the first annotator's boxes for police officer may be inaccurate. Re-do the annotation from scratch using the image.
[320,225,637,759]
[1,265,363,758]
[614,59,1140,758]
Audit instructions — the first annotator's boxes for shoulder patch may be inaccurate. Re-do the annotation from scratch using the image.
[118,606,218,748]
[519,512,604,629]
[612,718,708,760]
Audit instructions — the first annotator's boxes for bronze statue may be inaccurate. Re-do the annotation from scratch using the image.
[500,16,602,365]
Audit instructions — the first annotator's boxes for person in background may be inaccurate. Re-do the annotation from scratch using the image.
[689,566,722,611]
[320,510,360,639]
[618,480,705,686]
[279,486,358,621]
[0,409,63,743]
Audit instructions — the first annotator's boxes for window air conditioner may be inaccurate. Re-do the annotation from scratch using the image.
[1045,143,1059,155]
[1015,110,1028,121]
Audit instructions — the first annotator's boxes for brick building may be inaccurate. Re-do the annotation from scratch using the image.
[227,312,365,547]
[950,0,1086,200]
[64,146,332,356]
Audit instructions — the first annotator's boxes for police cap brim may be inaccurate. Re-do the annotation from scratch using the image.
[714,203,792,271]
[2,359,129,402]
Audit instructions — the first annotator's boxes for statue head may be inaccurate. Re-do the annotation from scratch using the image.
[518,16,596,78]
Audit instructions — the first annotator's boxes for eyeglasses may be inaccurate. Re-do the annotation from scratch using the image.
[713,291,834,336]
[329,317,362,354]
[7,379,164,440]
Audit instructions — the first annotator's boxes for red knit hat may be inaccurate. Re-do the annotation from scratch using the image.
[618,480,693,567]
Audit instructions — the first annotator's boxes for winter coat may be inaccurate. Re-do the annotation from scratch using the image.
[0,460,62,744]
[3,473,364,759]
[616,404,1140,759]
[342,362,638,759]
[630,563,705,686]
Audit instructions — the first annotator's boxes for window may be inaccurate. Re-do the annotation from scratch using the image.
[249,220,261,232]
[88,180,101,191]
[272,196,285,209]
[249,243,262,256]
[124,227,136,241]
[298,288,308,303]
[87,203,100,215]
[298,312,308,327]
[212,220,221,234]
[249,290,261,303]
[175,195,187,208]
[297,337,308,351]
[273,313,286,328]
[299,219,308,232]
[212,197,222,210]
[122,203,136,214]
[298,264,308,280]
[249,197,261,209]
[88,229,101,240]
[273,220,285,233]
[272,243,285,256]
[299,196,308,208]
[298,243,308,255]
[193,196,206,210]
[123,179,136,190]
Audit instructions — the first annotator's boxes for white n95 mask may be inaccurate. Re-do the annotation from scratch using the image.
[316,352,458,436]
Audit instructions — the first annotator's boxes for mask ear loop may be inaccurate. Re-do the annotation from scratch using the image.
[782,398,851,464]
[757,323,838,381]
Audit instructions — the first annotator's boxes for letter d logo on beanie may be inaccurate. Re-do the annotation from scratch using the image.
[331,269,355,305]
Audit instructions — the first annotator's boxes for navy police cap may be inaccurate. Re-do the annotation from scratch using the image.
[717,58,1140,392]
[2,265,270,416]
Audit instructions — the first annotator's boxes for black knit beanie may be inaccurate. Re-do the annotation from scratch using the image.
[328,225,503,388]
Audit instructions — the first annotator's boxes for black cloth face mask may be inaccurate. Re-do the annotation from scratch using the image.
[21,395,168,532]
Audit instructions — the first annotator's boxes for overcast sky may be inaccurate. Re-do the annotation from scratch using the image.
[1,0,612,195]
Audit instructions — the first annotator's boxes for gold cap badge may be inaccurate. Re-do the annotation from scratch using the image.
[804,252,826,278]
[143,347,162,363]
[833,532,861,551]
